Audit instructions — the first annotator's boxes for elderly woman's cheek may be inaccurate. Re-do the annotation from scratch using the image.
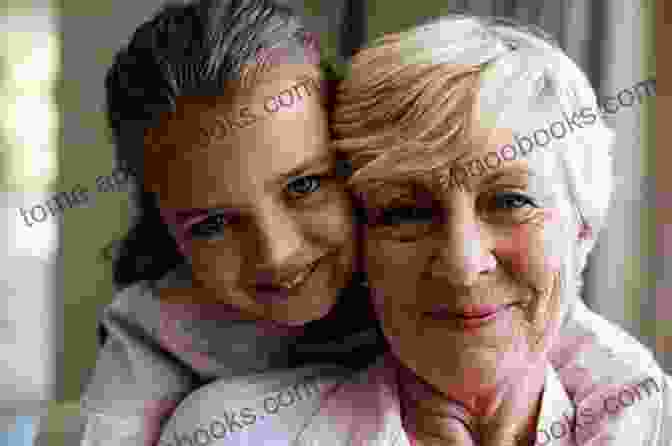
[495,209,566,289]
[363,238,426,313]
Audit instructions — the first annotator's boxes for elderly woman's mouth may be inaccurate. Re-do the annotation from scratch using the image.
[425,303,519,329]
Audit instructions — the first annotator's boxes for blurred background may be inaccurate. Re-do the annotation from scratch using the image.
[0,0,659,444]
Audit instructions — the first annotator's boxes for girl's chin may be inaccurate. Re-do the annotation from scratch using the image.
[268,296,337,326]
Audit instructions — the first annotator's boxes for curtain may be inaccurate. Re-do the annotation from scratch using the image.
[0,0,61,442]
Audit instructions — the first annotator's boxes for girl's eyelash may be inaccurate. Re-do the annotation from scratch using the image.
[285,174,322,195]
[284,169,341,201]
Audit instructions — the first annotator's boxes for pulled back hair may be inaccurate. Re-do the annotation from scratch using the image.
[103,0,340,290]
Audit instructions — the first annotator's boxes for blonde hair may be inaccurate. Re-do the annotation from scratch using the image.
[332,14,615,272]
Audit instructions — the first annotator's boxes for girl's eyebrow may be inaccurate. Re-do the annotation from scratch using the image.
[263,153,335,191]
[174,209,210,219]
[167,154,336,219]
[171,208,236,224]
[269,153,334,186]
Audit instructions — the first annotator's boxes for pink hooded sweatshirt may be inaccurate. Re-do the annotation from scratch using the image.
[77,264,383,446]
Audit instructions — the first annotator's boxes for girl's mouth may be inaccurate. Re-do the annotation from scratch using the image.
[251,258,323,304]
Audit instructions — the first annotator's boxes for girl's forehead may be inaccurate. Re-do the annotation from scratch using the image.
[142,74,330,208]
[145,65,324,151]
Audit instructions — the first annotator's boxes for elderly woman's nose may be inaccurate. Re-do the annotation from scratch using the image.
[430,211,496,285]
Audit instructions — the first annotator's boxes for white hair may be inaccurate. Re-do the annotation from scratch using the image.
[336,14,615,277]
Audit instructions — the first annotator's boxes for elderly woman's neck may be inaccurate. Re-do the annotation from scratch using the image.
[394,357,545,446]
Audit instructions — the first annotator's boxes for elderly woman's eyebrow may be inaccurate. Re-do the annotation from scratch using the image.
[351,180,428,206]
[478,166,532,187]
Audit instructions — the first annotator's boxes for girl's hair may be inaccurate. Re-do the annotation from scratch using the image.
[103,0,341,290]
[332,13,615,274]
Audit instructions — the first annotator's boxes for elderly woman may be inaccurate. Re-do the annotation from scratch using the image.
[157,14,670,446]
[78,1,385,445]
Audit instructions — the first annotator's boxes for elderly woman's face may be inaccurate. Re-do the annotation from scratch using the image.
[144,64,354,326]
[356,119,581,396]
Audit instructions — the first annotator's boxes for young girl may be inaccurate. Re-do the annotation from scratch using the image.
[79,1,384,444]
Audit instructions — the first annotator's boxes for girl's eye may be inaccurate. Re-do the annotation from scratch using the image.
[189,214,231,238]
[285,175,321,198]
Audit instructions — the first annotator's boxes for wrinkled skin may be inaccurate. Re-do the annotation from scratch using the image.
[356,116,589,445]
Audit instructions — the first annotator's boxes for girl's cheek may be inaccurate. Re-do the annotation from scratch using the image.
[302,201,353,245]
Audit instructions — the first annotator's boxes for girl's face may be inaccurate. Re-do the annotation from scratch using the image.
[144,64,354,326]
[354,120,582,404]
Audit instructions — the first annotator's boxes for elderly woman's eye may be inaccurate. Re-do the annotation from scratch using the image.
[492,193,538,209]
[366,203,435,242]
[482,192,539,219]
[379,206,434,225]
[189,214,231,238]
[285,175,321,198]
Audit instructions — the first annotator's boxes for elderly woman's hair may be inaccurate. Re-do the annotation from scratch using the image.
[103,0,339,289]
[332,14,615,274]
